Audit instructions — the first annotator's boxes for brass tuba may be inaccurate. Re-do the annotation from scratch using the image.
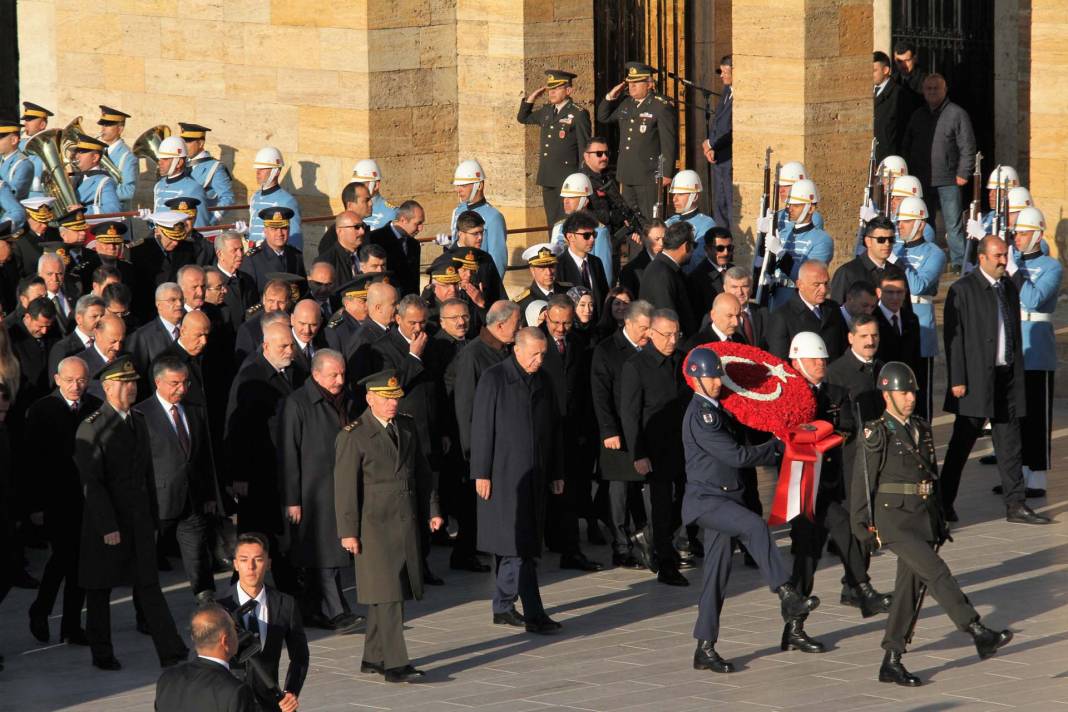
[61,116,125,185]
[25,129,81,215]
[132,125,172,165]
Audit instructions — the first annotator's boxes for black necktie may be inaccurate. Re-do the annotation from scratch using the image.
[891,313,900,335]
[386,421,398,447]
[993,281,1015,364]
[581,260,591,289]
[245,601,260,641]
[70,401,79,414]
[171,405,190,456]
[812,306,822,321]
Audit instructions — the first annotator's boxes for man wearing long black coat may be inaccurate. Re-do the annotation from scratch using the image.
[639,222,698,337]
[470,328,564,633]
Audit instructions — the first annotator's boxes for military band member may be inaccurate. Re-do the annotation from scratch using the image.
[70,134,121,216]
[517,69,592,227]
[597,61,677,220]
[350,159,398,230]
[20,101,53,198]
[0,180,25,230]
[765,179,834,311]
[681,347,821,673]
[97,106,137,207]
[0,116,33,201]
[242,207,306,293]
[153,137,212,227]
[335,369,442,681]
[664,169,716,273]
[450,159,508,277]
[179,123,235,216]
[850,361,1013,686]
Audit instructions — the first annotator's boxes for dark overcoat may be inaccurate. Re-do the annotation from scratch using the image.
[590,329,642,481]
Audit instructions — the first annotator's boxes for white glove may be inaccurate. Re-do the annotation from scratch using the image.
[756,213,773,236]
[1006,249,1019,276]
[136,208,151,220]
[433,233,451,247]
[231,220,248,234]
[966,218,986,240]
[212,211,224,223]
[886,251,899,264]
[764,232,783,256]
[859,203,879,222]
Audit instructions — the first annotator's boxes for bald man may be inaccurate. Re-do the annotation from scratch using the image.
[345,281,398,381]
[82,314,126,400]
[684,292,743,351]
[315,210,367,282]
[307,261,337,322]
[289,299,325,378]
[766,261,848,361]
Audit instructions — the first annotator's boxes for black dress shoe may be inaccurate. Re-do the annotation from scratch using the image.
[944,507,959,522]
[693,640,735,673]
[879,650,921,686]
[611,553,644,569]
[29,613,50,643]
[778,583,820,620]
[687,539,704,558]
[92,656,123,671]
[586,520,607,545]
[677,555,697,570]
[780,619,825,653]
[329,613,366,633]
[11,569,39,589]
[992,484,1004,495]
[61,628,90,646]
[525,616,562,634]
[212,556,233,574]
[493,608,526,627]
[450,555,491,573]
[657,567,689,587]
[968,621,1013,659]
[854,582,892,618]
[560,553,603,572]
[360,660,384,674]
[303,612,333,630]
[385,664,426,682]
[979,454,997,465]
[1026,488,1047,498]
[1006,503,1051,525]
[422,568,445,585]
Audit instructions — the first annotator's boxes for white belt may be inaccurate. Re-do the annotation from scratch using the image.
[910,295,933,305]
[1020,310,1052,323]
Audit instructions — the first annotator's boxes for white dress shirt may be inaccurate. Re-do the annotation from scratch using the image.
[978,267,1008,366]
[235,584,269,641]
[156,393,189,437]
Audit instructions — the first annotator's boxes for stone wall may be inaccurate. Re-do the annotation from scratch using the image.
[1028,0,1066,260]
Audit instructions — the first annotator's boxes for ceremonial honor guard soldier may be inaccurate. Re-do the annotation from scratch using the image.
[597,61,678,220]
[96,106,137,208]
[69,134,121,216]
[180,123,235,216]
[0,115,33,201]
[517,69,592,227]
[335,370,442,682]
[351,159,398,230]
[680,347,821,673]
[765,179,835,311]
[850,361,1013,686]
[664,169,716,272]
[449,160,509,278]
[249,147,303,250]
[153,136,212,227]
[550,175,614,286]
[20,101,53,198]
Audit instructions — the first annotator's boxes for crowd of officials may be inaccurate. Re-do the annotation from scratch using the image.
[0,46,1060,709]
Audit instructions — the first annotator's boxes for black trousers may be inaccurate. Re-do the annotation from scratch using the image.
[712,159,733,229]
[363,601,408,670]
[882,537,978,652]
[915,356,934,423]
[940,367,1026,509]
[447,478,479,564]
[86,585,186,663]
[546,434,595,556]
[159,510,214,596]
[542,186,564,227]
[492,555,546,619]
[646,473,680,565]
[29,524,85,634]
[607,480,649,555]
[789,495,869,597]
[303,567,350,620]
[621,183,660,223]
[1021,370,1054,471]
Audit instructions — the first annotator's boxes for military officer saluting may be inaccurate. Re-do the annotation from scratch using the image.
[351,159,398,230]
[517,69,592,227]
[96,106,137,208]
[153,137,212,227]
[249,147,303,250]
[20,101,53,198]
[179,123,234,218]
[334,370,442,682]
[850,361,1013,686]
[0,115,34,200]
[597,61,677,220]
[70,134,121,216]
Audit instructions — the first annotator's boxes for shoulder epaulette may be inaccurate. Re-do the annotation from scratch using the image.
[343,419,360,431]
[245,243,262,257]
[513,288,530,303]
[245,303,263,317]
[128,238,145,248]
[85,410,102,423]
[862,419,886,449]
[397,412,413,420]
[327,309,344,328]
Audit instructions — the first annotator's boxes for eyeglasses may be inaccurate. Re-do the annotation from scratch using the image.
[570,231,596,240]
[205,285,226,293]
[338,224,366,231]
[714,244,734,252]
[585,150,608,157]
[461,229,485,237]
[651,327,680,341]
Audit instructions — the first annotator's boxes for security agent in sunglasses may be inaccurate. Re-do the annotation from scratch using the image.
[830,216,908,305]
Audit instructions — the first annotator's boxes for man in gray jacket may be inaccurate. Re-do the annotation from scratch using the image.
[902,73,976,270]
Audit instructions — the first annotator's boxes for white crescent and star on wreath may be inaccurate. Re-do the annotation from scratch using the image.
[719,356,796,402]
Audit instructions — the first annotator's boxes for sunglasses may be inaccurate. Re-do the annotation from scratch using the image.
[585,150,608,157]
[571,231,596,240]
[870,236,894,245]
[714,244,734,252]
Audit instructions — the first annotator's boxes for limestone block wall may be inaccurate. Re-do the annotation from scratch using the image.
[1028,0,1067,260]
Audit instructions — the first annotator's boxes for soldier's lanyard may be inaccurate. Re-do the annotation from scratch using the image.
[884,418,938,480]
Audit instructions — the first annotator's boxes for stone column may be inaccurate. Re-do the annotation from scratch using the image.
[1028,0,1066,259]
[731,0,872,268]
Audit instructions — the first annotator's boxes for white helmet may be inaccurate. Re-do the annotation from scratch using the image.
[1007,186,1032,213]
[789,331,829,360]
[890,175,923,199]
[157,136,188,179]
[895,196,928,241]
[560,172,593,211]
[986,164,1020,190]
[878,155,908,179]
[668,169,703,213]
[253,146,284,189]
[1014,206,1046,253]
[778,161,808,186]
[453,159,485,202]
[351,158,383,194]
[786,179,819,225]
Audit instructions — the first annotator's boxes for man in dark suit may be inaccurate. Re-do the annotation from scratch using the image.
[722,266,768,349]
[218,534,307,711]
[766,261,848,361]
[47,294,105,376]
[553,211,610,315]
[874,273,920,370]
[619,220,665,299]
[154,605,258,712]
[830,216,906,304]
[316,181,373,256]
[314,211,366,284]
[128,282,184,382]
[128,212,198,325]
[686,227,734,318]
[80,313,126,401]
[27,356,100,645]
[135,355,219,601]
[366,201,424,297]
[940,236,1050,525]
[684,291,743,352]
[344,280,397,380]
[703,55,733,227]
[213,231,260,329]
[234,278,295,366]
[287,299,325,384]
[639,221,698,337]
[827,314,885,421]
[873,51,903,162]
[240,208,307,294]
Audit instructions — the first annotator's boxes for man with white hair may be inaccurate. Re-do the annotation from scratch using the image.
[127,282,185,377]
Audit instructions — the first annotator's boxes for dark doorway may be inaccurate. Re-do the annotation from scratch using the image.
[0,3,18,115]
[892,0,995,165]
[593,0,649,158]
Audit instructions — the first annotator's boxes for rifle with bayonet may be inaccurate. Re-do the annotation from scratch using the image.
[962,151,983,270]
[853,137,879,255]
[754,160,781,305]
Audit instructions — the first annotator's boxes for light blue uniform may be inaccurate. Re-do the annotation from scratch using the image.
[666,210,716,274]
[891,221,935,257]
[0,150,33,201]
[451,199,508,278]
[19,136,47,199]
[0,181,26,229]
[190,151,235,212]
[365,193,397,231]
[154,172,211,227]
[1016,251,1061,372]
[776,207,824,233]
[75,170,121,215]
[898,237,946,357]
[104,139,138,207]
[552,219,612,286]
[249,185,303,250]
[768,222,834,311]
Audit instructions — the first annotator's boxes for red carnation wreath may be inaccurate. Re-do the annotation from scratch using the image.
[683,341,816,434]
